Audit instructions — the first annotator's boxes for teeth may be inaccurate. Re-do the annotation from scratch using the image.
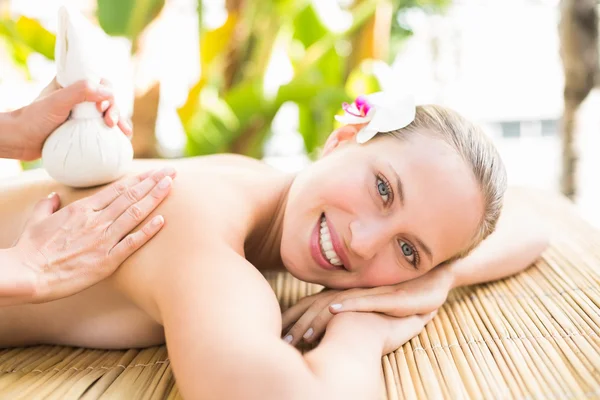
[319,216,343,267]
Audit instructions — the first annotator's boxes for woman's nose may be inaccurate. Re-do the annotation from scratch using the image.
[349,219,389,261]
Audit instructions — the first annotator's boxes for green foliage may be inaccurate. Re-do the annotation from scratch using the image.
[96,0,165,43]
[0,16,55,75]
[1,0,450,159]
[180,0,389,159]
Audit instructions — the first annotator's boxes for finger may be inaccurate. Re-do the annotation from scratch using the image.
[24,192,61,228]
[281,299,314,331]
[108,215,165,265]
[100,168,175,221]
[88,168,171,210]
[117,117,133,138]
[105,175,173,240]
[334,292,421,318]
[58,79,114,106]
[281,290,339,331]
[283,296,337,346]
[301,306,337,344]
[97,99,111,113]
[103,104,119,128]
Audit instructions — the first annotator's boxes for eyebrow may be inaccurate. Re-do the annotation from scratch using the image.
[387,162,433,264]
[414,236,433,263]
[389,163,405,207]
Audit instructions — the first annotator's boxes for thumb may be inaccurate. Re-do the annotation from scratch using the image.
[43,80,114,115]
[35,77,61,101]
[25,193,61,228]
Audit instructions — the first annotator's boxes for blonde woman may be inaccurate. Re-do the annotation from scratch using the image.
[0,95,547,399]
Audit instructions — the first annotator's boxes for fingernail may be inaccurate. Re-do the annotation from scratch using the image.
[152,215,164,226]
[100,100,110,112]
[330,304,342,311]
[161,166,176,177]
[110,111,118,126]
[47,192,56,199]
[283,335,293,344]
[303,328,314,340]
[158,176,172,190]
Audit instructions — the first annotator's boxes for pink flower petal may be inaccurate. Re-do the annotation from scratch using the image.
[342,102,363,117]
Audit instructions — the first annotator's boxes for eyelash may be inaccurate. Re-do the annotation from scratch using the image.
[375,174,420,268]
[375,174,394,205]
[399,240,420,268]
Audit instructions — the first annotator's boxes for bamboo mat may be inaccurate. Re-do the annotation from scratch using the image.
[2,188,600,399]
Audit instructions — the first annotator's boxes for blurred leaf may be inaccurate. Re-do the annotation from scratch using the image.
[14,17,55,59]
[97,0,165,42]
[178,12,237,125]
[0,16,56,60]
[292,4,328,48]
[0,16,55,75]
[293,0,379,78]
[345,59,381,98]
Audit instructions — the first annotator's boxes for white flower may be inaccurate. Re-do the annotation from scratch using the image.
[334,91,416,144]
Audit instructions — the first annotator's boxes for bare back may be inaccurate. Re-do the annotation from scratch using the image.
[0,155,287,349]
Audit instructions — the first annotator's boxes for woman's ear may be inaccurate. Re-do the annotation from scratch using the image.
[321,124,361,156]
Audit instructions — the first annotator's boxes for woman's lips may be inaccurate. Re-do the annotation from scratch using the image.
[310,215,344,271]
[323,214,351,271]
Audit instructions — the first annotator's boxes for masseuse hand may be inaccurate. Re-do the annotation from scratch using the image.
[1,168,175,306]
[282,264,454,346]
[13,77,132,161]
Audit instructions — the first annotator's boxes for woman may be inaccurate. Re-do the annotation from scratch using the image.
[0,103,547,399]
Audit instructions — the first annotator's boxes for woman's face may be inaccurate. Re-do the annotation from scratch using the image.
[281,131,484,289]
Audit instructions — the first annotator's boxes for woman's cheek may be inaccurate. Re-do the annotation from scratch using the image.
[362,264,409,287]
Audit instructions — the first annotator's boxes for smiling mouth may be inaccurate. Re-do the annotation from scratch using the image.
[318,214,346,269]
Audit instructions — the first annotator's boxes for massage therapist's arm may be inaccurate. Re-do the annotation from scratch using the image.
[0,78,130,161]
[158,244,404,400]
[0,169,175,306]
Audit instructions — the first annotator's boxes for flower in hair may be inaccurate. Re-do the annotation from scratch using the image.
[335,91,416,144]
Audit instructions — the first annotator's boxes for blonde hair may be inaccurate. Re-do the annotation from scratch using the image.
[385,105,507,261]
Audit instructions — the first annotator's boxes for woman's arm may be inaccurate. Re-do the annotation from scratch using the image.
[156,243,430,400]
[448,189,549,288]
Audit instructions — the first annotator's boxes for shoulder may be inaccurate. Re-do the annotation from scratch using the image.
[110,156,278,319]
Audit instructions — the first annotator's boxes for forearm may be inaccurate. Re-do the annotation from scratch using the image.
[450,205,549,288]
[303,314,384,399]
[0,111,24,160]
[0,248,36,306]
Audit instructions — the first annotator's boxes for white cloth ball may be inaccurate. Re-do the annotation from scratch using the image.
[42,116,133,188]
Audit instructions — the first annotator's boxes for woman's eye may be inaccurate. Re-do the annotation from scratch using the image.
[376,176,391,204]
[399,240,415,264]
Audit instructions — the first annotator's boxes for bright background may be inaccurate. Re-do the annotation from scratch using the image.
[2,0,600,227]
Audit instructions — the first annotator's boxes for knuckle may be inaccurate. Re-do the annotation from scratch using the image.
[140,223,154,237]
[150,188,164,201]
[124,234,137,250]
[112,181,127,196]
[81,80,94,94]
[127,204,144,221]
[125,187,141,203]
[67,202,86,216]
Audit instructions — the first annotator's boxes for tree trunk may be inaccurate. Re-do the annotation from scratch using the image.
[348,0,393,77]
[558,0,598,199]
[131,82,160,158]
